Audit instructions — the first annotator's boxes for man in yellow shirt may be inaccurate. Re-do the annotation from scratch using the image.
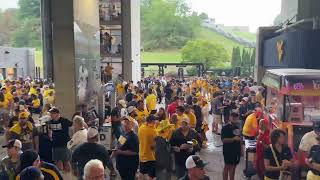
[136,100,149,126]
[30,94,41,115]
[242,107,263,140]
[116,82,126,99]
[1,87,13,104]
[138,114,158,179]
[184,105,196,129]
[145,89,157,114]
[176,106,188,128]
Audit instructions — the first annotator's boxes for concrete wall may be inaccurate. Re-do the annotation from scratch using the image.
[280,0,320,22]
[280,0,298,22]
[0,46,35,78]
[51,0,77,119]
[297,0,320,21]
[122,0,141,83]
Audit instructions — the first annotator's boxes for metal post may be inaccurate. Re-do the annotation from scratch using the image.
[41,0,54,81]
[158,65,161,77]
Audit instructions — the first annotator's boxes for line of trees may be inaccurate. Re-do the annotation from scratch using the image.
[231,46,256,75]
[141,0,207,50]
[0,0,41,48]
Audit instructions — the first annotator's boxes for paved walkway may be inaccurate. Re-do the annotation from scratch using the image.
[0,116,259,180]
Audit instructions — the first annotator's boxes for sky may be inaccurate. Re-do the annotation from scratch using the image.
[188,0,281,32]
[0,0,281,32]
[0,0,19,10]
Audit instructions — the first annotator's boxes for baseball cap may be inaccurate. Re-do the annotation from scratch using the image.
[2,139,22,149]
[185,155,208,169]
[146,114,159,122]
[118,100,127,108]
[127,106,136,114]
[49,107,60,114]
[20,167,43,180]
[19,112,29,119]
[87,126,99,139]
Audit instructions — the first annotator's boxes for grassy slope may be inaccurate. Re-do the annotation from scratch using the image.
[141,50,182,63]
[232,30,256,41]
[141,27,246,63]
[195,27,244,56]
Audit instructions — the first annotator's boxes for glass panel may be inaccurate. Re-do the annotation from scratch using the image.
[101,57,122,63]
[99,0,121,22]
[100,28,122,56]
[288,96,320,121]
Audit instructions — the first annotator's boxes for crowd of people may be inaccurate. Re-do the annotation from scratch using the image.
[0,76,319,180]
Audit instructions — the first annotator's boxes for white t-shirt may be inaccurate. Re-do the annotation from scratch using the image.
[299,131,318,152]
[67,129,88,150]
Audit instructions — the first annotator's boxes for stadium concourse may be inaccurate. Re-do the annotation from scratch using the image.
[0,113,250,180]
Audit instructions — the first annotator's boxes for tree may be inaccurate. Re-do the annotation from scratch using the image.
[0,9,19,46]
[18,0,41,19]
[181,40,229,70]
[5,0,42,48]
[199,12,209,20]
[10,18,42,48]
[249,48,256,74]
[231,47,242,68]
[141,0,201,49]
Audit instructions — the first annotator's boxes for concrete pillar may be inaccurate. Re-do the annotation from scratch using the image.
[51,0,76,118]
[122,0,141,83]
[297,0,320,21]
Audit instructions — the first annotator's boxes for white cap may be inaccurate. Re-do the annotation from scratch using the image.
[185,155,208,169]
[3,139,22,149]
[87,127,99,139]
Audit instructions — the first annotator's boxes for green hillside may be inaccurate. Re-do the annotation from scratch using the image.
[141,50,182,63]
[195,27,244,56]
[231,30,256,41]
[141,27,245,63]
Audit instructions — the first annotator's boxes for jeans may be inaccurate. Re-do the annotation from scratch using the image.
[175,163,187,178]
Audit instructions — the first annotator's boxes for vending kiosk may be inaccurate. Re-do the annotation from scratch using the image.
[262,69,320,156]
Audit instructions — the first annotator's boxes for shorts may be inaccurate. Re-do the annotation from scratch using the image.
[223,151,240,165]
[52,147,71,161]
[214,114,222,124]
[139,161,156,178]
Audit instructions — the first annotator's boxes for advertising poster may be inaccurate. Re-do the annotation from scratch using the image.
[73,0,101,109]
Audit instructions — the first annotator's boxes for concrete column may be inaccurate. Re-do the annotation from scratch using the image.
[51,0,76,118]
[122,0,141,83]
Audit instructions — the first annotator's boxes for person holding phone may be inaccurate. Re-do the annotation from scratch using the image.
[112,117,139,180]
[221,112,242,180]
[170,117,202,178]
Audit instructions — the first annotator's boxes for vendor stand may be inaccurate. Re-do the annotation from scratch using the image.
[262,69,320,164]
